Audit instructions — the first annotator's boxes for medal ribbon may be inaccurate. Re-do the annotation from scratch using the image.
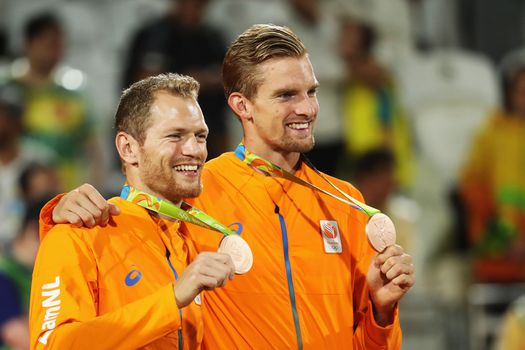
[235,143,380,217]
[120,184,236,236]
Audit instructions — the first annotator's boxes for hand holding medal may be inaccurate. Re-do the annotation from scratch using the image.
[236,143,413,326]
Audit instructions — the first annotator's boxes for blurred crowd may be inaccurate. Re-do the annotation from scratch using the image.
[1,0,525,349]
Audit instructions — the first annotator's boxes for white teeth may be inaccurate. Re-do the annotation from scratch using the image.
[174,165,198,171]
[288,122,309,130]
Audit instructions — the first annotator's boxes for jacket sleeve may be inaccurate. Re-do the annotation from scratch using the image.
[349,187,403,349]
[29,226,181,350]
[38,194,66,242]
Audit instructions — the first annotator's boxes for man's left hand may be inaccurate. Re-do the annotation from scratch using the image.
[367,244,415,326]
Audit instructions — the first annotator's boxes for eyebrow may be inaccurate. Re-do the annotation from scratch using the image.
[310,83,320,92]
[165,127,209,135]
[272,83,320,97]
[272,87,295,97]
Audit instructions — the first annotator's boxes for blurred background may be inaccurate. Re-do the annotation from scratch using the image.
[1,0,525,349]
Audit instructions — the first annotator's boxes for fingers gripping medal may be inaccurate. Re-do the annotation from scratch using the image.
[365,213,397,252]
[218,234,253,274]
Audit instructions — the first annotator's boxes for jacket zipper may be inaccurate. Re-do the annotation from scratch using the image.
[275,205,303,350]
[165,247,183,350]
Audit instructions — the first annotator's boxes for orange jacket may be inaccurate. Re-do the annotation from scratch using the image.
[30,197,203,349]
[183,151,402,349]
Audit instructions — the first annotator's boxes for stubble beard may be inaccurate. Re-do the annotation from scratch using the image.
[140,158,203,203]
[281,134,315,154]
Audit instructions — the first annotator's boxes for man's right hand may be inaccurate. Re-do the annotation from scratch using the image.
[52,183,120,228]
[173,252,235,308]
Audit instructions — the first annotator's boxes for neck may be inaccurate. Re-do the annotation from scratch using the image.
[125,175,182,207]
[243,139,301,173]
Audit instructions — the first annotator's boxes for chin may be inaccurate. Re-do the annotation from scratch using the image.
[283,138,315,153]
[176,185,203,199]
[153,180,202,202]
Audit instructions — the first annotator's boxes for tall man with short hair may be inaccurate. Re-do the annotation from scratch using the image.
[47,24,414,349]
[29,73,235,349]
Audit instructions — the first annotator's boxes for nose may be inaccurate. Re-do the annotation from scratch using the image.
[181,135,207,159]
[294,94,319,118]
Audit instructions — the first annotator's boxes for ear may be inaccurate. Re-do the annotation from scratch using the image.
[115,131,140,166]
[227,92,252,122]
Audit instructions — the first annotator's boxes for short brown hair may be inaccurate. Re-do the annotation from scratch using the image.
[222,24,306,99]
[115,73,200,144]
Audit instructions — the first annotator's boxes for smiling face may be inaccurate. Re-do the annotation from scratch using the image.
[133,92,208,203]
[242,55,319,162]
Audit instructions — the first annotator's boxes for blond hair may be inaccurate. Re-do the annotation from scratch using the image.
[115,73,200,144]
[222,24,306,99]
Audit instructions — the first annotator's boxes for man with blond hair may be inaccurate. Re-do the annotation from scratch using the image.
[29,73,235,349]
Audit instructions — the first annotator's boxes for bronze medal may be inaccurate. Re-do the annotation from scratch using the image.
[218,234,253,274]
